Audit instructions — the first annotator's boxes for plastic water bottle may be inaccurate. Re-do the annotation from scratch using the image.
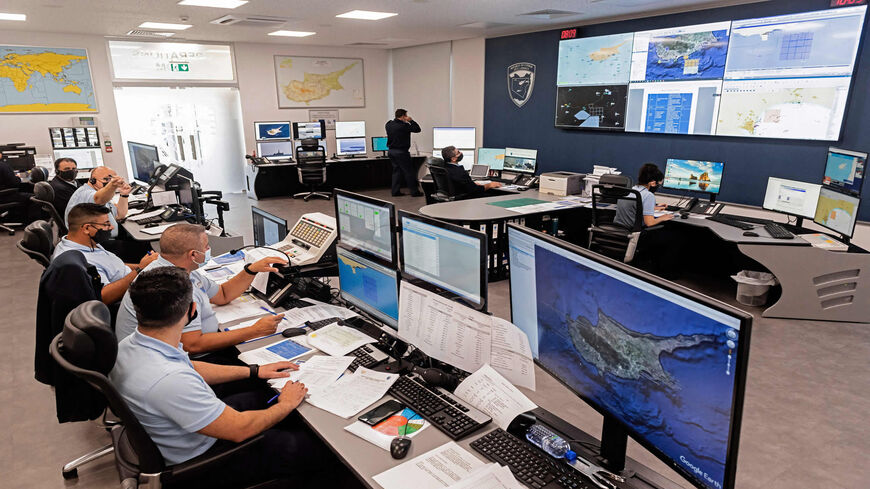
[525,424,577,461]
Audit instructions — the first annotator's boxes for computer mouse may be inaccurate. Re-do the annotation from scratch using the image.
[390,437,412,460]
[680,212,690,219]
[144,222,160,228]
[281,327,307,338]
[743,231,759,237]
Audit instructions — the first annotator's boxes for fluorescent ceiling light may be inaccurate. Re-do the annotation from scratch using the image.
[153,32,176,37]
[178,0,248,8]
[0,13,26,21]
[139,21,193,30]
[268,30,316,37]
[336,10,397,20]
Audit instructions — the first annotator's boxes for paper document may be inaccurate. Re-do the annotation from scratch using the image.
[444,464,524,489]
[373,441,486,489]
[127,208,163,221]
[141,223,174,235]
[268,355,353,396]
[307,367,398,418]
[454,364,537,430]
[238,338,312,365]
[212,250,245,265]
[489,317,536,390]
[214,294,268,324]
[344,407,430,451]
[280,304,358,329]
[306,323,375,356]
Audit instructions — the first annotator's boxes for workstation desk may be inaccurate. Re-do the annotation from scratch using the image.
[119,211,244,256]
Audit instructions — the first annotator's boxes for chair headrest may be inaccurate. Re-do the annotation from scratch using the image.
[33,181,55,201]
[426,157,445,167]
[62,301,117,375]
[300,138,319,150]
[600,174,632,188]
[21,220,53,254]
[30,167,49,183]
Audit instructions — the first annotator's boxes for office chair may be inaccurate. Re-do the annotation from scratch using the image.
[599,173,632,188]
[17,220,55,268]
[293,138,330,201]
[50,301,277,489]
[30,166,49,183]
[31,181,68,236]
[427,158,470,202]
[0,188,26,235]
[588,183,663,263]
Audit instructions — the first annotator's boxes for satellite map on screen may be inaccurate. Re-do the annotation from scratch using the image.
[558,33,634,86]
[644,29,729,81]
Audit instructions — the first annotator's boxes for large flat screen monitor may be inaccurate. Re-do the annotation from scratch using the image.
[477,148,506,170]
[335,121,366,139]
[293,121,326,140]
[337,248,400,329]
[814,186,860,238]
[823,147,866,197]
[53,148,103,169]
[336,137,367,156]
[399,211,487,310]
[762,177,821,219]
[433,127,476,150]
[254,122,292,141]
[127,141,159,184]
[252,206,288,247]
[372,137,389,152]
[663,159,724,194]
[507,224,751,489]
[335,189,396,264]
[503,147,538,174]
[257,141,295,160]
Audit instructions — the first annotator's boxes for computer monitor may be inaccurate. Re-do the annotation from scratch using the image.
[127,141,159,184]
[173,175,203,225]
[252,206,288,247]
[663,159,724,195]
[399,211,487,310]
[337,248,400,330]
[335,189,396,264]
[507,224,751,489]
[52,148,104,169]
[823,147,867,197]
[256,141,295,160]
[293,121,326,140]
[372,136,389,152]
[336,137,367,156]
[335,121,366,139]
[762,177,822,219]
[433,127,476,150]
[814,186,861,239]
[503,147,537,174]
[254,122,292,141]
[477,148,506,171]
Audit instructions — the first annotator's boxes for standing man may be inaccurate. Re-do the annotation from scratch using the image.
[385,108,422,197]
[50,157,79,217]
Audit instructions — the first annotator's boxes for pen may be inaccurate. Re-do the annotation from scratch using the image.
[267,394,278,404]
[260,306,288,320]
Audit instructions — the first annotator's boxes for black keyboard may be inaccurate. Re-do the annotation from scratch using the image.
[347,344,389,372]
[665,205,683,212]
[304,317,342,330]
[471,429,596,489]
[388,373,491,440]
[764,222,794,239]
[136,215,163,225]
[718,213,771,225]
[707,215,754,230]
[286,298,314,309]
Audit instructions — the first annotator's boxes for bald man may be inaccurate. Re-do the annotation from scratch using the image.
[64,166,131,238]
[115,223,289,357]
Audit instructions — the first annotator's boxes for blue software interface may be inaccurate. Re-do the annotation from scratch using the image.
[255,122,291,140]
[508,226,744,489]
[337,248,399,328]
[477,148,506,170]
[372,137,389,152]
[823,148,866,197]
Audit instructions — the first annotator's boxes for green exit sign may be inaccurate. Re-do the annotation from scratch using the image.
[170,62,190,72]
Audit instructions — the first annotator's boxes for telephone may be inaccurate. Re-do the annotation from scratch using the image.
[684,197,700,212]
[246,154,271,165]
[159,205,187,222]
[684,197,723,216]
[131,183,147,195]
[513,175,540,188]
[268,213,337,267]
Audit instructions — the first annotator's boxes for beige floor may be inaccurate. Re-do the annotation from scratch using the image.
[1,189,868,489]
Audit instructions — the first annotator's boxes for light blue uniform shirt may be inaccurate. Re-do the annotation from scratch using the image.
[614,185,656,229]
[65,184,120,238]
[115,256,221,342]
[52,237,131,285]
[109,330,225,465]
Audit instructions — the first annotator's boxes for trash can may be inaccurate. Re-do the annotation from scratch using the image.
[731,271,777,306]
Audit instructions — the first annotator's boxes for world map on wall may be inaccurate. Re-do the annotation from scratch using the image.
[274,56,365,108]
[0,46,97,112]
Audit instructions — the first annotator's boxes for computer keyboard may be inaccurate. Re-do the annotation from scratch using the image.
[347,344,389,372]
[286,298,314,309]
[764,222,795,239]
[707,215,754,230]
[136,215,163,225]
[471,429,596,489]
[718,214,771,225]
[388,373,491,440]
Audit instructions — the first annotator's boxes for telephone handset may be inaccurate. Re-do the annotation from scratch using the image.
[159,205,187,222]
[245,154,271,165]
[684,197,700,212]
[513,175,540,188]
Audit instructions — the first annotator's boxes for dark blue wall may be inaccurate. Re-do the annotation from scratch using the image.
[483,0,870,220]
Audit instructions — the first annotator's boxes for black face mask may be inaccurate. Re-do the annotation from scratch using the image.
[649,184,659,194]
[90,227,112,245]
[58,169,78,181]
[456,153,464,163]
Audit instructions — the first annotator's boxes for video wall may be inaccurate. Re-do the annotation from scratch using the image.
[555,6,867,141]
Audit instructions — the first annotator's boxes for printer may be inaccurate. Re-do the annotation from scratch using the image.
[539,171,584,196]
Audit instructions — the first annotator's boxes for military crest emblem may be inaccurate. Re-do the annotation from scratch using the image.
[507,62,536,108]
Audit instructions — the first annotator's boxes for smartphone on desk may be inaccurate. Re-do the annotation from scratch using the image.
[358,400,404,426]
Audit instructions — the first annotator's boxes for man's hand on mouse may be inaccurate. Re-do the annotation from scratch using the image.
[247,256,289,274]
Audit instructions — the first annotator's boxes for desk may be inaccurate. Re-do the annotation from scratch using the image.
[120,217,244,256]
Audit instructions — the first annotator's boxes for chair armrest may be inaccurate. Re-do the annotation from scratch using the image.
[644,224,665,233]
[164,434,264,483]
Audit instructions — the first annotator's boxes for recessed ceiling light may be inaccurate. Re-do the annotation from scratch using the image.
[178,0,248,8]
[336,10,397,21]
[153,32,176,37]
[0,13,26,21]
[268,30,316,37]
[139,22,193,30]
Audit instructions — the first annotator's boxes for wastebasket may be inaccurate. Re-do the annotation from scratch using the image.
[731,271,777,306]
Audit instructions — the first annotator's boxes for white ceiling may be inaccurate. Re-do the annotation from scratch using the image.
[0,0,766,49]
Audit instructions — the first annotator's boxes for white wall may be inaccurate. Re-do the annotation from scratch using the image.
[450,38,486,151]
[0,31,124,171]
[234,42,391,159]
[391,42,452,154]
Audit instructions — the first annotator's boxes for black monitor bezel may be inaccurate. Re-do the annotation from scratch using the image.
[506,223,752,489]
[813,186,861,239]
[256,140,295,159]
[503,147,538,175]
[761,176,822,220]
[292,120,326,140]
[253,121,293,141]
[398,210,488,311]
[371,136,389,152]
[336,247,400,330]
[822,146,867,198]
[251,205,288,248]
[333,189,398,267]
[661,158,725,196]
[127,141,160,184]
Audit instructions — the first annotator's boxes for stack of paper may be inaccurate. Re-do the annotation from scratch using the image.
[307,367,399,418]
[454,364,537,430]
[306,323,375,356]
[268,355,354,396]
[372,442,486,489]
[213,293,268,324]
[583,165,621,196]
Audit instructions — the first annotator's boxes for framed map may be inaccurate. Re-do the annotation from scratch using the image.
[0,45,97,113]
[274,56,365,108]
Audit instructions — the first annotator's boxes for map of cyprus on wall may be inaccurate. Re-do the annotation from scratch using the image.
[0,46,97,113]
[274,56,365,108]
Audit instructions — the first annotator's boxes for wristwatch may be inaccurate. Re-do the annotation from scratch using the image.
[243,264,257,275]
[132,266,142,274]
[249,364,259,379]
[120,194,129,198]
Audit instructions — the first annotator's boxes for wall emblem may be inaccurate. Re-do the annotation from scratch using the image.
[507,62,536,107]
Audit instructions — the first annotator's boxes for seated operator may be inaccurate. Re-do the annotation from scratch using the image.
[439,146,502,199]
[613,163,674,229]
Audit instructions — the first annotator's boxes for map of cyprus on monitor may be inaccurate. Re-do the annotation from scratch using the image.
[274,56,365,108]
[643,29,729,81]
[0,46,97,113]
[558,33,634,86]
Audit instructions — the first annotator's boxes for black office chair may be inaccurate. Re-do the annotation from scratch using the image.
[17,220,56,268]
[427,158,470,203]
[0,188,26,235]
[31,181,68,236]
[599,173,632,188]
[293,138,330,201]
[50,301,278,489]
[30,166,49,183]
[588,183,663,263]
